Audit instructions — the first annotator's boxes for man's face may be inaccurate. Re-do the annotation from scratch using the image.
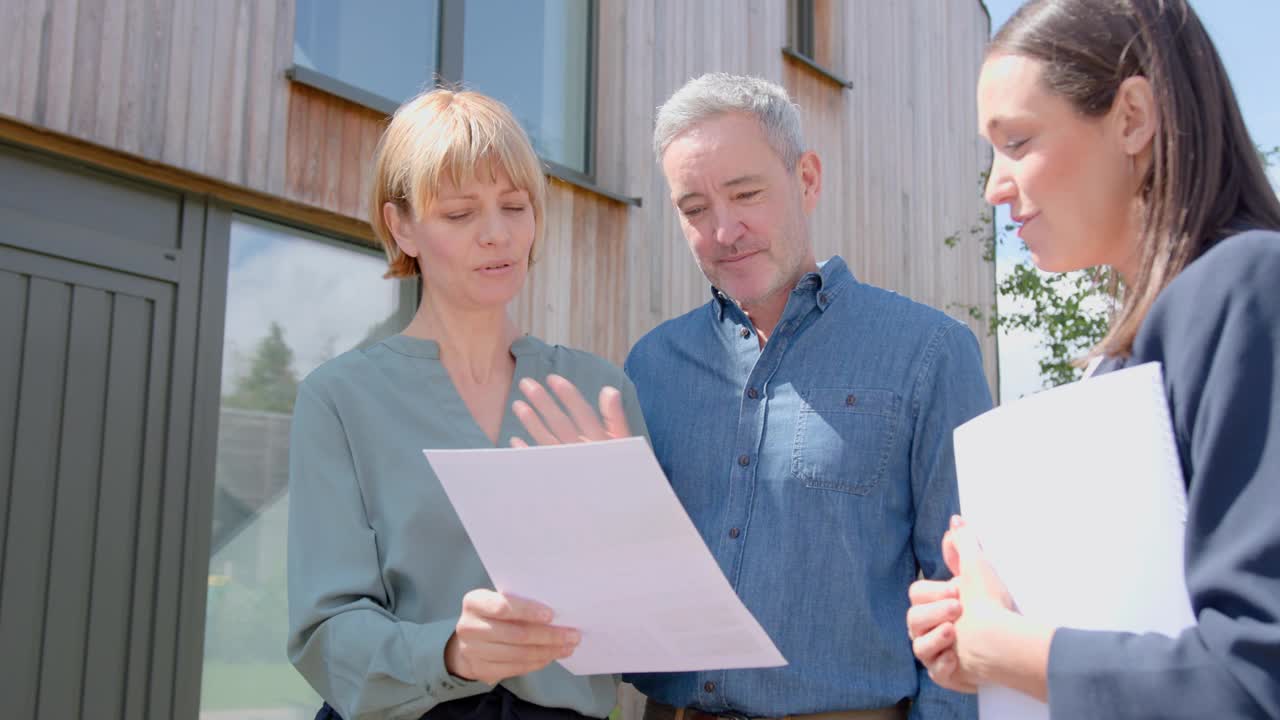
[661,112,821,308]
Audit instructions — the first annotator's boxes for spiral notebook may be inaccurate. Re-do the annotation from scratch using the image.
[953,362,1195,720]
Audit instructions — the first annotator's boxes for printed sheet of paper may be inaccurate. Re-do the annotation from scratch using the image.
[424,436,787,675]
[953,362,1195,720]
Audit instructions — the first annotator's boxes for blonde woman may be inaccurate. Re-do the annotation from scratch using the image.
[286,89,646,720]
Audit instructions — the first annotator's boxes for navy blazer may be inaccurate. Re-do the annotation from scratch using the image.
[1047,229,1280,718]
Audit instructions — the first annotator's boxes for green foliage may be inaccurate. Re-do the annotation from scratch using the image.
[995,264,1114,387]
[225,322,299,413]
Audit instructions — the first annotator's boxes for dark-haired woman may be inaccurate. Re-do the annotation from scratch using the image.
[905,1,1280,718]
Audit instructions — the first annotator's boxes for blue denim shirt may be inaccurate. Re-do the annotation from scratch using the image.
[623,257,988,719]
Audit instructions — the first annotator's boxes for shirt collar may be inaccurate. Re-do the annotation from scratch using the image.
[710,255,855,321]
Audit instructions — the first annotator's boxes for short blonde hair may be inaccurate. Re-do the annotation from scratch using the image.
[369,88,547,278]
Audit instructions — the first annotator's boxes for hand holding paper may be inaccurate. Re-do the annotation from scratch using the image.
[424,437,786,675]
[907,576,973,693]
[444,589,581,685]
[933,362,1195,719]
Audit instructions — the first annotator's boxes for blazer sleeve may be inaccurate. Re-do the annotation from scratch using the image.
[1047,231,1280,719]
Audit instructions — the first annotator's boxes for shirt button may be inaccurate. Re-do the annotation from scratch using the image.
[819,292,829,304]
[746,387,759,399]
[738,454,750,467]
[729,527,740,539]
[846,394,857,406]
[740,327,751,338]
[704,681,716,693]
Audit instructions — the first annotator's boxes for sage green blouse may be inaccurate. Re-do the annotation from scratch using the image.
[287,334,648,720]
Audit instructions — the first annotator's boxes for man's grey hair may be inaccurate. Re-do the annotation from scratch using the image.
[653,73,805,170]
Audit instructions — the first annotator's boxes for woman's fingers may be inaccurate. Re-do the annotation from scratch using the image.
[912,619,957,665]
[512,376,632,445]
[512,399,560,446]
[516,378,580,442]
[907,596,963,641]
[546,374,608,440]
[449,590,581,684]
[926,650,978,694]
[599,386,631,438]
[908,579,959,606]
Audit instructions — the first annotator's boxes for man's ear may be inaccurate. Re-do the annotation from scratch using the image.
[797,150,822,213]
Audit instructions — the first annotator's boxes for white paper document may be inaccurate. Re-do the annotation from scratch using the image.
[953,362,1195,720]
[423,436,787,675]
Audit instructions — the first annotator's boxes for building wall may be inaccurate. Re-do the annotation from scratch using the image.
[0,0,293,196]
[1,0,996,389]
[593,0,997,385]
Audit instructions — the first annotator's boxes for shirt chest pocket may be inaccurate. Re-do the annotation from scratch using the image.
[790,387,900,496]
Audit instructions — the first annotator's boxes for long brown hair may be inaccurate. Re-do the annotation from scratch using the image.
[992,0,1280,357]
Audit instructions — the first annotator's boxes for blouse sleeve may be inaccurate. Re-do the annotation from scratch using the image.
[286,379,488,719]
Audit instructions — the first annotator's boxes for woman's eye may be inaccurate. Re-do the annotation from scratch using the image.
[1004,138,1029,152]
[504,205,528,213]
[445,211,471,221]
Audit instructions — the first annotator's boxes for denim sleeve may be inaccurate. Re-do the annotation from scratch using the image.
[286,380,488,719]
[1047,233,1280,719]
[907,323,991,720]
[618,373,652,446]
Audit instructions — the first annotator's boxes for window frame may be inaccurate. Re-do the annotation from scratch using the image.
[782,0,854,90]
[287,0,606,189]
[788,0,816,61]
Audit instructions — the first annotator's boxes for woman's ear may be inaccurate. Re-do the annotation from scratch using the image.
[1113,75,1157,158]
[383,201,420,259]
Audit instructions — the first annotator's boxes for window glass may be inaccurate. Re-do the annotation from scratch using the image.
[462,0,592,173]
[294,0,440,106]
[198,216,414,719]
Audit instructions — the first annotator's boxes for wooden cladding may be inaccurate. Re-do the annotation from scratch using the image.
[590,0,997,393]
[512,179,632,366]
[1,0,998,392]
[285,82,387,224]
[0,0,292,194]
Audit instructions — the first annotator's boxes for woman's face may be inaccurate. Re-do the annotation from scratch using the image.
[389,164,536,312]
[978,53,1141,276]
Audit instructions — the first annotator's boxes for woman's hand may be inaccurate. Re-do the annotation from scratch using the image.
[444,589,581,685]
[912,516,1052,702]
[510,374,631,446]
[907,577,977,693]
[908,515,1023,693]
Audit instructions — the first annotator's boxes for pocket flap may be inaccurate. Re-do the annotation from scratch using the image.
[801,387,899,417]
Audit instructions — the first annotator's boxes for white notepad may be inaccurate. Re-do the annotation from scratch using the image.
[424,436,787,675]
[953,362,1195,719]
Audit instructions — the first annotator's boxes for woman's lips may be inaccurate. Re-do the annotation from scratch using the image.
[477,261,515,275]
